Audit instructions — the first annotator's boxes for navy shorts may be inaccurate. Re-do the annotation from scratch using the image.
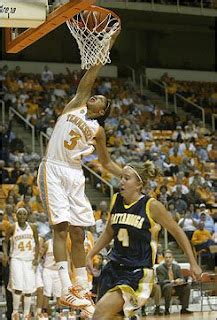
[98,261,144,300]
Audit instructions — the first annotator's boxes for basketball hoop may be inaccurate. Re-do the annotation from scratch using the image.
[67,5,121,70]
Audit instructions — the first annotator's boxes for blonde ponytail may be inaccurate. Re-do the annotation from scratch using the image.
[127,160,160,185]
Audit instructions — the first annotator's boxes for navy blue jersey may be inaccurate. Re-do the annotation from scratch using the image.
[109,193,161,268]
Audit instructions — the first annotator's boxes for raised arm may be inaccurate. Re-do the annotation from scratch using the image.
[63,28,121,114]
[95,126,122,177]
[150,200,202,278]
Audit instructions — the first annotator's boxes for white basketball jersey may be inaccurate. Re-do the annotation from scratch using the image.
[10,222,35,261]
[45,106,99,166]
[43,238,57,270]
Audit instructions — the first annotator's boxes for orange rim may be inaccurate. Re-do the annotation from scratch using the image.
[72,5,121,26]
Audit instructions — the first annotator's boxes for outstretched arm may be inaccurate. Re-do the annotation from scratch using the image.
[150,199,202,279]
[86,219,114,274]
[63,28,121,114]
[95,126,122,177]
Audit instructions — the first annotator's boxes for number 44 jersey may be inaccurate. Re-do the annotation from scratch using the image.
[45,106,99,166]
[10,222,35,261]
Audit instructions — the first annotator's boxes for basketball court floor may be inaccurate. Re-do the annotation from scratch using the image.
[142,312,216,320]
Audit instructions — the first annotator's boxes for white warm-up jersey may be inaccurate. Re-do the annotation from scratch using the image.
[45,106,99,166]
[43,239,57,270]
[10,222,35,261]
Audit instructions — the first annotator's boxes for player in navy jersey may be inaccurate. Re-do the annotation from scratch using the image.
[86,161,202,319]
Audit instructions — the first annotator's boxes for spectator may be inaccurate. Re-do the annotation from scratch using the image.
[0,160,11,184]
[41,65,54,83]
[191,221,215,252]
[189,203,200,220]
[0,119,13,163]
[152,152,164,171]
[157,185,170,207]
[4,204,16,224]
[189,170,205,187]
[94,201,109,221]
[186,183,202,205]
[26,97,39,125]
[172,182,189,195]
[178,209,198,240]
[22,147,40,164]
[167,201,180,244]
[171,191,188,215]
[46,119,56,137]
[199,212,215,234]
[10,161,24,184]
[172,126,185,142]
[36,212,50,237]
[17,174,30,196]
[178,157,194,176]
[16,194,32,214]
[156,250,192,315]
[195,144,209,162]
[10,134,24,153]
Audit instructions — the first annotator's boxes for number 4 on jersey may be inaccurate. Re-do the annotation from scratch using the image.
[117,228,129,247]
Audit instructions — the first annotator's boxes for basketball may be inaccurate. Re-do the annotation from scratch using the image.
[83,9,109,32]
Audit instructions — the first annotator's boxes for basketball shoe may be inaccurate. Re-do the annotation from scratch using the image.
[37,313,48,320]
[77,289,95,319]
[59,286,90,309]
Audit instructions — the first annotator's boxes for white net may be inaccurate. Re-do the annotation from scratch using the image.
[67,9,120,70]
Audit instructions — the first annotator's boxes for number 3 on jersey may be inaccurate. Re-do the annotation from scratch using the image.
[64,130,81,150]
[117,228,129,247]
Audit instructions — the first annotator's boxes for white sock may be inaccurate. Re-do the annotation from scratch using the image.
[12,292,22,312]
[23,296,32,316]
[56,261,72,293]
[36,308,42,315]
[75,267,89,291]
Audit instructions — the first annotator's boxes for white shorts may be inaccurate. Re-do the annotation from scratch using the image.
[9,258,36,294]
[35,264,44,289]
[42,268,61,298]
[37,160,95,226]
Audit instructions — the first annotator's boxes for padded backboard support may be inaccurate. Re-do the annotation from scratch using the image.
[5,0,95,53]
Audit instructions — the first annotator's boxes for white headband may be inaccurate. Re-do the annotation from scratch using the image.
[124,165,143,183]
[16,207,28,214]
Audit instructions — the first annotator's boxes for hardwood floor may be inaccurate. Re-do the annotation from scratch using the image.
[140,311,217,319]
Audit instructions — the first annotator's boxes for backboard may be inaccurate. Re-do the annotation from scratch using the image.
[2,0,96,53]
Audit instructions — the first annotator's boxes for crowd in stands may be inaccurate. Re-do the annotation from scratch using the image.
[1,64,217,270]
[48,0,217,10]
[0,63,217,318]
[159,72,217,124]
[132,0,217,8]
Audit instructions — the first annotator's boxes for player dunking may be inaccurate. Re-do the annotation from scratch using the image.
[37,28,121,316]
[86,162,202,320]
[3,208,39,320]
